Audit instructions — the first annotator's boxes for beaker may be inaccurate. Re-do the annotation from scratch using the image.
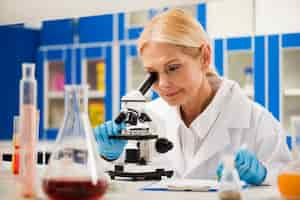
[42,85,109,200]
[277,116,300,200]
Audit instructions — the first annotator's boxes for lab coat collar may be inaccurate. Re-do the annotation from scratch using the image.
[184,79,253,176]
[222,79,252,129]
[189,78,233,139]
[172,78,251,134]
[166,79,252,177]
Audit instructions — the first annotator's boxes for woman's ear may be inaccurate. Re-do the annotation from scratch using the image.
[200,44,211,70]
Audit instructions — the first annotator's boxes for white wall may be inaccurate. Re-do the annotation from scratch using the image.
[207,0,254,38]
[206,0,300,37]
[0,0,202,25]
[256,0,300,35]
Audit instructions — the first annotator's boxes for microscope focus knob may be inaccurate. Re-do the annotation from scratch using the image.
[155,138,173,154]
[115,111,127,124]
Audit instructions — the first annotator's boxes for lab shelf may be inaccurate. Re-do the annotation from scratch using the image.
[282,96,300,134]
[44,59,66,129]
[88,90,105,99]
[284,88,300,96]
[226,48,254,99]
[48,91,64,99]
[81,54,107,128]
[280,46,300,133]
[127,55,147,91]
[127,10,149,28]
[282,49,300,90]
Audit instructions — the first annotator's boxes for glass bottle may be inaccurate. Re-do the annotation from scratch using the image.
[243,66,253,92]
[42,85,109,200]
[218,155,242,200]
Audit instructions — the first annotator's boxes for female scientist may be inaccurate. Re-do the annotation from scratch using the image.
[94,9,291,185]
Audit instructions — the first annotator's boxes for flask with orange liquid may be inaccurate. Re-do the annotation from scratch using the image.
[277,116,300,200]
[277,161,300,200]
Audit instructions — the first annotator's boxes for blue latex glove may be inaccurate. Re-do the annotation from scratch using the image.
[216,149,267,185]
[94,121,127,160]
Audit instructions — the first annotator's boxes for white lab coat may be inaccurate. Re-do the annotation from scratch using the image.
[145,78,292,184]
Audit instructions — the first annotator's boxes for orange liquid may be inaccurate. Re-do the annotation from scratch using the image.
[278,173,300,200]
[12,136,20,175]
[12,150,20,175]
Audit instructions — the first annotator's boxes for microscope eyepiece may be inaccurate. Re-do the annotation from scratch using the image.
[138,72,157,95]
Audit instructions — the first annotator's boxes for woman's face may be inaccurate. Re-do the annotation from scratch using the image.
[141,42,209,106]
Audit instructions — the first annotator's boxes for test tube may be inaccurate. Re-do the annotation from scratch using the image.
[19,63,38,198]
[12,116,20,175]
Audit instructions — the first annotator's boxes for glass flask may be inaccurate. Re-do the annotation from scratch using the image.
[277,116,300,200]
[218,155,242,200]
[42,85,109,200]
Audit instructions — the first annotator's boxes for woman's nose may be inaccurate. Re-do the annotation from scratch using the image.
[158,74,171,89]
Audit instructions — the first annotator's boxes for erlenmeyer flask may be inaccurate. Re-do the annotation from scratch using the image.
[42,85,109,200]
[218,155,242,200]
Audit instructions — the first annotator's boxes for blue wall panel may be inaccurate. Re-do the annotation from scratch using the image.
[197,3,206,30]
[36,50,45,140]
[268,35,280,120]
[120,45,127,99]
[214,39,224,76]
[118,13,125,41]
[254,36,265,106]
[45,129,59,140]
[227,37,252,51]
[76,48,81,84]
[282,33,300,48]
[0,27,40,139]
[85,47,103,59]
[105,46,113,121]
[129,45,138,57]
[65,49,72,84]
[41,19,73,45]
[79,15,113,43]
[46,50,63,60]
[128,27,144,40]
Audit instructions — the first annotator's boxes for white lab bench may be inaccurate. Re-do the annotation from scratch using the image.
[0,164,284,200]
[0,141,284,200]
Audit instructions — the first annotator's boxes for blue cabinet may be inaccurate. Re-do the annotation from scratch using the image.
[0,26,40,139]
[41,19,74,45]
[270,33,300,136]
[214,36,266,107]
[79,15,113,43]
[39,16,114,140]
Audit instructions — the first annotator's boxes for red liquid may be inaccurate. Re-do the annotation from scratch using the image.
[42,178,108,200]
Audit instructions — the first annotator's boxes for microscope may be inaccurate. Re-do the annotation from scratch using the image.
[108,73,174,180]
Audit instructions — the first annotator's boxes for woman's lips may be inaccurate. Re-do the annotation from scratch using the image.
[165,90,180,97]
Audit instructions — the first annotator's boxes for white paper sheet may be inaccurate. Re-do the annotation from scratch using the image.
[142,179,247,192]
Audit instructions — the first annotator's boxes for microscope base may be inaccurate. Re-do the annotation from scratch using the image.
[108,167,173,181]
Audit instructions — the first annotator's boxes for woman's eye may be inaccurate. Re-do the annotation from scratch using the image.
[167,64,181,72]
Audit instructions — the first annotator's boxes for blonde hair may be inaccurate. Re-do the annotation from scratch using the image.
[137,8,218,76]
